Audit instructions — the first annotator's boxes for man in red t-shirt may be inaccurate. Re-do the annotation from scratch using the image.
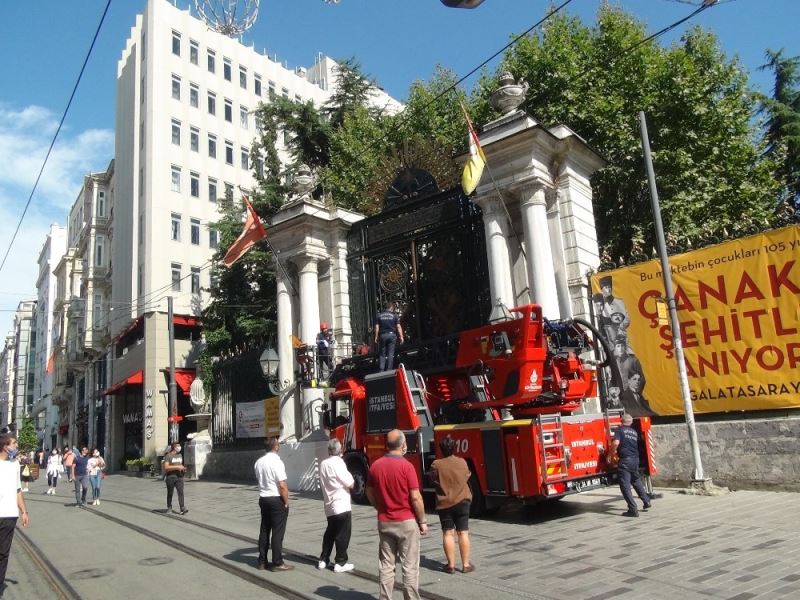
[366,429,428,600]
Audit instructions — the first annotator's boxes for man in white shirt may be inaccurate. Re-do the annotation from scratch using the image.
[0,434,29,589]
[318,438,355,573]
[254,437,292,572]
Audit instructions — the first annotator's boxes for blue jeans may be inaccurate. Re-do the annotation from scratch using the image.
[90,473,102,500]
[378,332,397,371]
[618,461,649,513]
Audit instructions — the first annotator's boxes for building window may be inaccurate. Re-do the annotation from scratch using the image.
[139,120,145,149]
[239,66,247,89]
[171,166,181,193]
[171,75,181,100]
[137,264,143,297]
[224,99,232,123]
[240,106,248,129]
[268,81,276,99]
[97,191,106,217]
[295,94,302,103]
[190,172,200,197]
[189,40,199,65]
[171,263,181,292]
[139,213,144,244]
[207,91,216,115]
[225,141,234,165]
[191,267,201,294]
[241,147,250,170]
[208,178,218,203]
[208,133,217,158]
[207,49,216,73]
[189,83,199,108]
[95,238,103,266]
[209,228,218,249]
[140,30,145,61]
[171,119,181,145]
[139,167,144,197]
[140,76,145,105]
[190,218,200,245]
[171,30,181,56]
[281,87,289,98]
[190,127,199,152]
[223,58,232,81]
[224,182,234,200]
[171,213,181,241]
[254,74,262,96]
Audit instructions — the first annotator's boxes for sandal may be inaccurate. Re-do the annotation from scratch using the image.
[441,564,456,574]
[462,564,476,574]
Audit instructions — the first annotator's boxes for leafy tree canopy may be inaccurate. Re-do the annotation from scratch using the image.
[17,418,38,454]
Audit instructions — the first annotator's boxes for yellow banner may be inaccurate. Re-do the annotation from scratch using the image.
[264,396,281,436]
[591,225,800,416]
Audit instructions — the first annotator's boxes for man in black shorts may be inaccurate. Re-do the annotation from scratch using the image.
[430,436,474,574]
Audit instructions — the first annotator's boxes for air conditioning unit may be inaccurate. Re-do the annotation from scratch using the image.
[295,66,307,78]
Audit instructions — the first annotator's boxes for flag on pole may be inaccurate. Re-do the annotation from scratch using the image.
[222,196,267,267]
[460,102,487,195]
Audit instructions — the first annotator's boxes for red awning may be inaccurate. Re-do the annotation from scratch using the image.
[174,315,202,327]
[160,368,196,395]
[101,370,144,396]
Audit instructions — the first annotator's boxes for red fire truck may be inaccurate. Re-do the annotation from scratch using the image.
[320,303,656,514]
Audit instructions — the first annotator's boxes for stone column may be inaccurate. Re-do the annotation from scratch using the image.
[476,195,515,312]
[296,257,323,434]
[547,189,572,319]
[519,183,560,318]
[275,271,295,439]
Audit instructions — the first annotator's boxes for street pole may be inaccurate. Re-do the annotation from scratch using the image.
[167,296,178,444]
[639,111,709,484]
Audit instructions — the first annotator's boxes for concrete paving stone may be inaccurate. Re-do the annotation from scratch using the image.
[726,593,757,600]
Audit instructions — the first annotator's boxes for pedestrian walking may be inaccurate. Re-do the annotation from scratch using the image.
[374,302,404,371]
[365,429,428,600]
[19,456,32,493]
[62,446,75,483]
[46,449,61,495]
[88,449,106,505]
[611,414,651,517]
[163,442,188,515]
[0,434,29,590]
[317,438,355,573]
[71,447,91,507]
[254,437,292,572]
[430,436,474,574]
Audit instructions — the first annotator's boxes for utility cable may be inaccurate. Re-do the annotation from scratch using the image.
[0,0,113,275]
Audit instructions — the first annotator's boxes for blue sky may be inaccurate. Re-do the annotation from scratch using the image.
[0,0,797,336]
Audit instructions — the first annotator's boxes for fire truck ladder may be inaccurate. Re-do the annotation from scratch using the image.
[539,413,569,482]
[468,372,497,420]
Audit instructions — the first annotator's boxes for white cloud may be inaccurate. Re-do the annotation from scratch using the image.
[0,103,113,335]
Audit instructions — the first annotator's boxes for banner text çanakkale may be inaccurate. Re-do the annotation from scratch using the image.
[591,226,800,416]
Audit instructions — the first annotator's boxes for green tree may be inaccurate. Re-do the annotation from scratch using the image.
[490,6,779,260]
[17,418,38,454]
[759,49,800,210]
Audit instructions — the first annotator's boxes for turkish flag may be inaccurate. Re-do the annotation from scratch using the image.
[221,196,266,267]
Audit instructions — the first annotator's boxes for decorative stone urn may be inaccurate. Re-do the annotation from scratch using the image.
[490,72,529,116]
[185,377,211,479]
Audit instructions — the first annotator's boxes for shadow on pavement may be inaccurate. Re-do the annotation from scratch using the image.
[223,545,260,568]
[315,584,376,600]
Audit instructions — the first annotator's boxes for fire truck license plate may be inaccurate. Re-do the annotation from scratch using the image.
[575,478,601,491]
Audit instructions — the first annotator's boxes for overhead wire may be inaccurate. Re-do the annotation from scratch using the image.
[0,0,113,276]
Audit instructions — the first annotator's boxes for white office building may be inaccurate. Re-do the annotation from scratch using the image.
[109,0,401,462]
[32,225,67,449]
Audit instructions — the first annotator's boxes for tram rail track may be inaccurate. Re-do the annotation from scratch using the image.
[27,496,455,600]
[15,528,83,600]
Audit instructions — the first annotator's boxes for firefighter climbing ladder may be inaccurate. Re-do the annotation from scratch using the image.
[539,413,569,482]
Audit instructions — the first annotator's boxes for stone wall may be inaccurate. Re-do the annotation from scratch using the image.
[651,417,800,491]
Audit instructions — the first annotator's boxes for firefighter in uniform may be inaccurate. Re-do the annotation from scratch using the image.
[374,302,404,371]
[612,414,651,517]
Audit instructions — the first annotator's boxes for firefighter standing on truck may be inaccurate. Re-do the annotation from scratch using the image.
[612,414,651,517]
[374,302,404,371]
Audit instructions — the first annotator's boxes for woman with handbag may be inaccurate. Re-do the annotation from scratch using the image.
[88,449,106,506]
[19,456,32,493]
[46,449,62,495]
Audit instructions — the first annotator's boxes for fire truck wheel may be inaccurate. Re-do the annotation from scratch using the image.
[345,457,369,505]
[468,472,486,518]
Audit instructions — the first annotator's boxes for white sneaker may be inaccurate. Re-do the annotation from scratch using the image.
[96,500,100,506]
[317,561,327,570]
[333,563,354,573]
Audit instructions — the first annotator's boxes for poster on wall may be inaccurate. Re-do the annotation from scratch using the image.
[590,225,800,416]
[236,400,265,438]
[264,397,281,436]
